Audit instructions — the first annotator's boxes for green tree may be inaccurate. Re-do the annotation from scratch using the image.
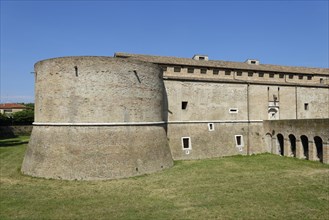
[0,113,12,126]
[12,109,34,125]
[24,103,35,111]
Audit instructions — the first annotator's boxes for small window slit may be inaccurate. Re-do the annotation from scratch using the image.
[74,66,78,77]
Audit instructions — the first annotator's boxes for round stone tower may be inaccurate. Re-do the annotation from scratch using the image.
[21,56,173,180]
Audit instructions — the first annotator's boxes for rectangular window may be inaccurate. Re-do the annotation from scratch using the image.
[269,73,274,78]
[208,123,214,131]
[299,75,303,80]
[174,67,181,72]
[237,71,242,76]
[213,69,219,75]
[289,74,294,79]
[200,68,207,74]
[229,108,238,114]
[279,73,284,78]
[307,75,312,80]
[248,72,253,77]
[235,135,244,147]
[187,68,194,73]
[320,78,324,84]
[181,137,191,150]
[75,66,78,77]
[182,101,188,110]
[225,70,231,75]
[304,103,309,110]
[258,72,264,77]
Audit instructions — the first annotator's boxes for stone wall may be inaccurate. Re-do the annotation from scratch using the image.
[167,122,264,160]
[164,78,329,122]
[34,57,166,123]
[163,78,328,160]
[23,125,172,180]
[22,57,173,180]
[21,55,328,180]
[162,65,329,86]
[263,119,329,164]
[164,80,248,122]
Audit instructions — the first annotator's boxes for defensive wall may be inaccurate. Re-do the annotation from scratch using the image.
[263,119,329,163]
[21,57,173,180]
[115,53,328,162]
[22,53,329,180]
[163,80,328,160]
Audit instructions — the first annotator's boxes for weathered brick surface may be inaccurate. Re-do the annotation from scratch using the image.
[22,54,329,180]
[22,57,173,180]
[34,57,165,123]
[263,119,329,164]
[22,125,172,180]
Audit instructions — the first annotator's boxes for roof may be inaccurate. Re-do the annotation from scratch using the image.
[0,103,26,109]
[114,52,329,75]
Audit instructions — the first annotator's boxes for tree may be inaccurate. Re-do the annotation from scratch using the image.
[0,113,11,126]
[12,109,34,125]
[24,103,35,111]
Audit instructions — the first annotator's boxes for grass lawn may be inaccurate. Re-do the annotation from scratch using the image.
[1,136,329,220]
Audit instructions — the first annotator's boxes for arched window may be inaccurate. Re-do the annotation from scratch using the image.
[288,134,296,157]
[265,133,272,153]
[300,135,309,160]
[314,136,323,162]
[277,134,284,156]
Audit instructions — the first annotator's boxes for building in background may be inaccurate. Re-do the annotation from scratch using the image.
[0,103,26,115]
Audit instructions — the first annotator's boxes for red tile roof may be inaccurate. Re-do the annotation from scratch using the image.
[0,103,26,109]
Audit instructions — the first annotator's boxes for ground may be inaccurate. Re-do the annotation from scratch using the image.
[0,136,329,219]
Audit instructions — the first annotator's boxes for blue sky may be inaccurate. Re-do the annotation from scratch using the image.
[1,0,328,103]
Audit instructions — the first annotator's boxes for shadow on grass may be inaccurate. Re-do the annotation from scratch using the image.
[0,140,29,147]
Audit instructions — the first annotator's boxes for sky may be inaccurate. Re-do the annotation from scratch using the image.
[0,0,328,103]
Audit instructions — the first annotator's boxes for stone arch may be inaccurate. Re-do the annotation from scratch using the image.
[300,135,309,160]
[265,133,272,153]
[288,134,296,157]
[276,133,284,156]
[314,136,323,162]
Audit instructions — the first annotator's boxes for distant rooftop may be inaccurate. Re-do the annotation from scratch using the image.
[0,103,26,109]
[114,52,329,75]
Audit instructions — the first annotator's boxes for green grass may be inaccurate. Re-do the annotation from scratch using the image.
[1,136,329,220]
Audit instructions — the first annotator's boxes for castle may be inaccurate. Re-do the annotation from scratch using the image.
[21,53,329,180]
